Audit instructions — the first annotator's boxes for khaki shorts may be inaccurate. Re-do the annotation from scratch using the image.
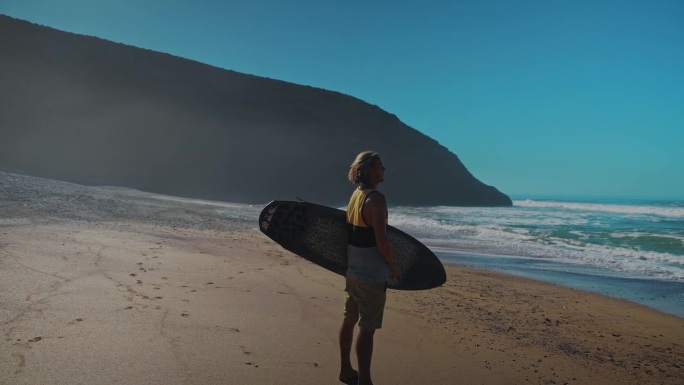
[344,276,387,331]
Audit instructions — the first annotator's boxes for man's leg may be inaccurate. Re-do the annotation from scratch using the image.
[356,328,375,385]
[354,281,385,385]
[339,319,358,381]
[340,281,360,382]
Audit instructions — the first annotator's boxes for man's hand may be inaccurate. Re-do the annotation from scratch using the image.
[389,264,399,280]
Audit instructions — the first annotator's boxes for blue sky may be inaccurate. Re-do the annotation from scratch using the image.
[2,1,683,199]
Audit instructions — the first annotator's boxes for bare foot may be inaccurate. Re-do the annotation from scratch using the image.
[339,369,359,384]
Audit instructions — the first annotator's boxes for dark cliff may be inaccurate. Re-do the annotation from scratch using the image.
[0,15,512,206]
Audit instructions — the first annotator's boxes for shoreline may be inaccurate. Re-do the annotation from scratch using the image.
[435,249,684,319]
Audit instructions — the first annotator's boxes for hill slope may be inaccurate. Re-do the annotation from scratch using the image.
[0,15,511,206]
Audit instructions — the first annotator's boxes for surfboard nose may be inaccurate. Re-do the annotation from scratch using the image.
[259,201,308,244]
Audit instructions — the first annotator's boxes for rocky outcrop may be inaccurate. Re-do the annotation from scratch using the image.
[0,15,511,206]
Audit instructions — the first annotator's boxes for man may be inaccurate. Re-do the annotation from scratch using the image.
[339,151,398,385]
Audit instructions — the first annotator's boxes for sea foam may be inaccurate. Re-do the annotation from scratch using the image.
[389,199,684,282]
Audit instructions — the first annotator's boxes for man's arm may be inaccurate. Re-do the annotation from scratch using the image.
[366,192,398,279]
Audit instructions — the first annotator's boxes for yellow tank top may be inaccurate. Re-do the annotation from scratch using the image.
[347,188,373,225]
[347,188,376,247]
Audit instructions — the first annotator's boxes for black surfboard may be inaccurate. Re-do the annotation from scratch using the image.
[258,200,446,290]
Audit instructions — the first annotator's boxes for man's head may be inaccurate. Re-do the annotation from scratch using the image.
[348,151,385,186]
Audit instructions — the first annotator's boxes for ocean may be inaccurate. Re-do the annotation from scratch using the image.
[387,198,684,318]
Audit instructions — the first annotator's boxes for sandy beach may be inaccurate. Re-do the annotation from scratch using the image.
[1,172,682,385]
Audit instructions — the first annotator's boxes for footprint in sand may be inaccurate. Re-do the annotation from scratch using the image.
[14,353,26,373]
[240,346,253,355]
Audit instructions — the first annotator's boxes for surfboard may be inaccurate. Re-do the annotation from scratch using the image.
[258,200,446,290]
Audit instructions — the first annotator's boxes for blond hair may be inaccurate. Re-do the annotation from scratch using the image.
[348,151,380,184]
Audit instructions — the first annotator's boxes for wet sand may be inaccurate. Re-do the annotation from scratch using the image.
[1,172,682,384]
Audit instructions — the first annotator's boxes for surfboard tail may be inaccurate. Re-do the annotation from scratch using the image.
[392,259,447,290]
